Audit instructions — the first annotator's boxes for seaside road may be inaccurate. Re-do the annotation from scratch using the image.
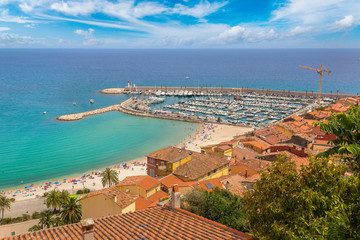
[4,198,47,218]
[0,219,39,238]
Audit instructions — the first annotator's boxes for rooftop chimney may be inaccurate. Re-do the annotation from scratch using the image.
[81,218,95,240]
[171,184,181,209]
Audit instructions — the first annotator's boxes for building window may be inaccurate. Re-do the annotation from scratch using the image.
[150,158,154,163]
[150,169,154,177]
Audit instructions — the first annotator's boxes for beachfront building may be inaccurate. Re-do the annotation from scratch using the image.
[173,154,230,182]
[117,175,160,198]
[4,205,253,240]
[146,146,193,177]
[80,186,136,219]
[201,142,234,159]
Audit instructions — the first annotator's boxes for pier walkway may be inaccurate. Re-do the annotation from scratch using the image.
[57,104,122,121]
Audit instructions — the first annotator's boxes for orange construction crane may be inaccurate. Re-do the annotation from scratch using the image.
[299,64,331,106]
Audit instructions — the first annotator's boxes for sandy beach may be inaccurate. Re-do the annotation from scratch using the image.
[181,123,253,152]
[1,123,252,203]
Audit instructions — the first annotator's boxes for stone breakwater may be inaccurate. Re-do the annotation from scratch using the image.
[99,88,124,94]
[57,104,122,121]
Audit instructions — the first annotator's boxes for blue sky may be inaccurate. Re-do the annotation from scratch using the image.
[0,0,359,48]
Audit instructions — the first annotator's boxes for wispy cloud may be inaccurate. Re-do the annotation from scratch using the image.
[74,27,103,46]
[0,26,10,31]
[0,32,41,46]
[0,9,35,23]
[172,1,228,18]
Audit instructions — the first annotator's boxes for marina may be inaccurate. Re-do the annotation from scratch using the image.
[123,92,323,127]
[58,86,341,125]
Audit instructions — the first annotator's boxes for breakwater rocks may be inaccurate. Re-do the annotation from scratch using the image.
[57,104,122,121]
[99,88,124,94]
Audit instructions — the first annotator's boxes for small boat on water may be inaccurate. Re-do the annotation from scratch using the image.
[73,102,76,106]
[90,99,94,104]
[185,76,190,79]
[43,111,47,115]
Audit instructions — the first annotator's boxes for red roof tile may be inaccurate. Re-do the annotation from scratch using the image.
[147,190,168,203]
[3,207,253,240]
[81,186,135,209]
[118,175,160,190]
[146,146,193,162]
[159,174,184,188]
[135,196,152,211]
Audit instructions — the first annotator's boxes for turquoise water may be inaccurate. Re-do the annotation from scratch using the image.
[0,107,198,190]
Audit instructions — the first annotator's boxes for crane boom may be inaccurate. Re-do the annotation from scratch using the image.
[299,65,319,71]
[299,64,331,106]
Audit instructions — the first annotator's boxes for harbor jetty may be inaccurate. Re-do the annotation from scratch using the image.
[100,86,355,99]
[99,88,124,94]
[57,104,122,121]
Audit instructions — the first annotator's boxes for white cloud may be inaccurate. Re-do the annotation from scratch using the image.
[74,28,103,46]
[287,26,312,37]
[18,0,53,13]
[50,0,100,16]
[0,9,34,23]
[272,0,343,24]
[0,26,10,31]
[172,0,228,18]
[212,25,279,44]
[0,32,40,46]
[331,15,357,31]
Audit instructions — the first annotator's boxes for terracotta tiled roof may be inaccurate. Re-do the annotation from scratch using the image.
[159,174,184,188]
[243,141,270,151]
[135,196,152,211]
[146,146,193,162]
[147,190,168,203]
[80,186,135,209]
[173,155,230,181]
[118,175,160,190]
[217,145,232,151]
[197,178,224,192]
[3,207,253,240]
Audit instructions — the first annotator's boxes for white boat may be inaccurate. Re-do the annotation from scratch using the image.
[90,99,94,104]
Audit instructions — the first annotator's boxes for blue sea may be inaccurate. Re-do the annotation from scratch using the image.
[0,49,359,190]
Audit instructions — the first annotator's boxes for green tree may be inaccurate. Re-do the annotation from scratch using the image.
[46,190,61,213]
[60,197,82,224]
[243,155,358,239]
[182,188,247,232]
[39,211,54,229]
[0,196,12,220]
[314,105,360,172]
[181,187,206,216]
[52,216,63,227]
[59,190,70,205]
[28,225,42,232]
[100,168,119,188]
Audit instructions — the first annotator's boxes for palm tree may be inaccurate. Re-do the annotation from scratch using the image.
[0,196,11,220]
[305,90,308,98]
[46,190,61,213]
[52,216,63,227]
[314,105,360,172]
[59,190,69,204]
[39,211,54,229]
[100,168,119,187]
[60,197,82,224]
